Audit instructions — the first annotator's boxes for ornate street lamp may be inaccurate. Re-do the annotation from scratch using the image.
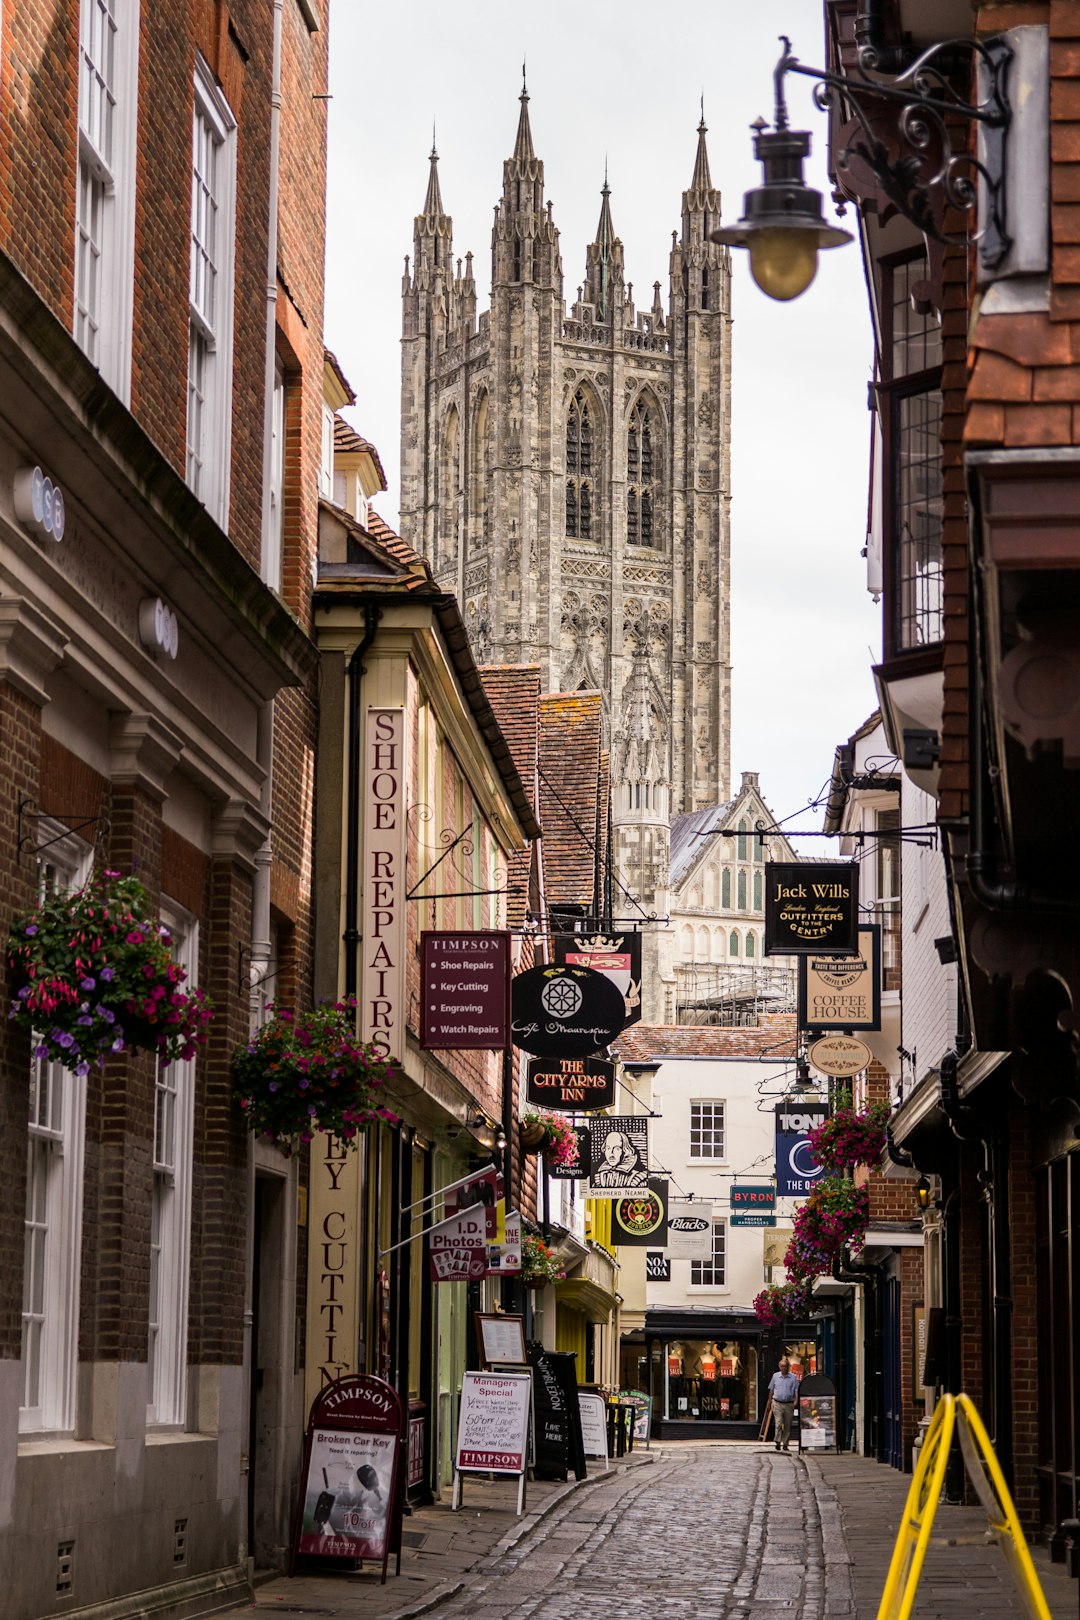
[713,33,1013,301]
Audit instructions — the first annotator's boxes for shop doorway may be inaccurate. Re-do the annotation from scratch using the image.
[665,1338,759,1428]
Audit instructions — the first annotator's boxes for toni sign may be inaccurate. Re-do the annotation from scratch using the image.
[774,1101,830,1198]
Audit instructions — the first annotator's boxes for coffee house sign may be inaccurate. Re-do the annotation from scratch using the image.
[764,861,859,956]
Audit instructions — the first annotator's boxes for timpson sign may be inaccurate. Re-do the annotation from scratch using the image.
[360,708,407,1061]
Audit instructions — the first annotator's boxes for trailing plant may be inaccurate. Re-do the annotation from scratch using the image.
[7,867,213,1075]
[786,1176,870,1285]
[520,1231,566,1285]
[232,999,400,1155]
[522,1109,581,1170]
[807,1095,890,1173]
[753,1279,814,1327]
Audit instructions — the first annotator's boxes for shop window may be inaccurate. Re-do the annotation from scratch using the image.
[691,1222,726,1286]
[186,57,237,524]
[20,825,92,1435]
[690,1100,725,1160]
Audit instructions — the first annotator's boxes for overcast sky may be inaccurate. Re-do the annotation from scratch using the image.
[324,4,882,850]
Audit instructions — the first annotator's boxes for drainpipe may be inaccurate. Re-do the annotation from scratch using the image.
[854,0,907,74]
[343,604,381,997]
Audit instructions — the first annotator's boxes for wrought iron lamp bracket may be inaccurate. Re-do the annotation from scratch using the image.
[775,32,1012,269]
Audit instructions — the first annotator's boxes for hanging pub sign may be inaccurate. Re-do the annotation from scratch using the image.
[526,1055,616,1111]
[547,1125,591,1180]
[798,924,881,1032]
[290,1375,405,1583]
[764,861,860,956]
[585,1114,649,1197]
[511,964,626,1057]
[646,1252,671,1281]
[808,1033,874,1079]
[775,1100,830,1198]
[666,1201,714,1259]
[731,1184,776,1227]
[420,931,512,1050]
[554,931,642,1027]
[612,1178,669,1246]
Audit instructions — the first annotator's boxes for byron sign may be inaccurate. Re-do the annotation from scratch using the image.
[731,1183,776,1226]
[764,861,859,956]
[511,964,626,1058]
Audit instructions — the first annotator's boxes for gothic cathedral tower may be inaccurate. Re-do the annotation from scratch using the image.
[401,91,731,920]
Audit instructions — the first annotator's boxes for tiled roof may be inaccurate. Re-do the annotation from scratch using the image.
[365,508,428,576]
[333,418,388,490]
[323,346,356,405]
[668,801,733,889]
[479,666,542,927]
[538,690,604,911]
[613,1014,798,1061]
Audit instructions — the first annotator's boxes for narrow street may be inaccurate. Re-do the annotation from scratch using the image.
[432,1445,825,1619]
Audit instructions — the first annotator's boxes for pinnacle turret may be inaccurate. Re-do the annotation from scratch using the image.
[584,174,624,320]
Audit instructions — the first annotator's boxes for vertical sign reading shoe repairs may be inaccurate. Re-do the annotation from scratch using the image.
[361,709,407,1062]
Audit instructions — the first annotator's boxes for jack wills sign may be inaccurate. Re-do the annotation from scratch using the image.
[526,1056,616,1111]
[764,861,859,956]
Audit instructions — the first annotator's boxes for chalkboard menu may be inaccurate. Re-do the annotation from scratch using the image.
[528,1345,569,1480]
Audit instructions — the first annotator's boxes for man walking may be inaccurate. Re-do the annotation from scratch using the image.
[768,1356,799,1452]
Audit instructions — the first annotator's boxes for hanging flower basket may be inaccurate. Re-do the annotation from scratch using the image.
[520,1110,580,1167]
[7,867,214,1075]
[232,999,401,1156]
[784,1176,870,1286]
[520,1231,566,1287]
[807,1099,890,1173]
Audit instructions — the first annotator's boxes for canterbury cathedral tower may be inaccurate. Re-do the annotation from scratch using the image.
[400,89,732,919]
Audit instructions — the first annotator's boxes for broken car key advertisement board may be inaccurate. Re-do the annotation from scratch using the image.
[291,1374,404,1584]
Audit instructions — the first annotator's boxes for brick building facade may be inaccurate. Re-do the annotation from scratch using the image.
[0,1,330,1612]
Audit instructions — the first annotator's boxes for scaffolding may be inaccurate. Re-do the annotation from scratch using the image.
[674,961,797,1026]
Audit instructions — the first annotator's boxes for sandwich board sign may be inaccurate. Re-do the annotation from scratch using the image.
[290,1374,405,1584]
[452,1371,533,1516]
[577,1392,610,1467]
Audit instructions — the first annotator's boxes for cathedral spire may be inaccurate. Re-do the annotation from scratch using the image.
[689,111,713,201]
[422,138,444,220]
[584,169,624,320]
[512,86,535,166]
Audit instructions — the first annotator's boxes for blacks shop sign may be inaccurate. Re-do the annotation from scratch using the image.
[526,1055,615,1111]
[764,861,860,956]
[511,964,626,1058]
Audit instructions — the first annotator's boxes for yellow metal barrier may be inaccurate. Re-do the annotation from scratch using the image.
[875,1393,1051,1620]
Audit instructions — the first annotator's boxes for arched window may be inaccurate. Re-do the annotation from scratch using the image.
[721,868,731,907]
[729,930,740,958]
[737,819,748,861]
[711,929,723,962]
[737,869,747,911]
[472,393,491,554]
[745,932,756,958]
[753,869,763,911]
[441,407,460,564]
[696,925,709,960]
[680,924,694,958]
[627,398,659,546]
[701,264,709,310]
[566,390,594,539]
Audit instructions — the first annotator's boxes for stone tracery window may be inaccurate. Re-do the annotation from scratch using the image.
[566,389,594,539]
[627,398,659,546]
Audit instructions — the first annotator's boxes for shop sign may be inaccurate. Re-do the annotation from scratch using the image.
[775,1101,830,1197]
[584,1114,649,1198]
[443,1165,500,1241]
[668,1355,682,1376]
[420,931,511,1049]
[666,1200,714,1258]
[798,924,881,1031]
[305,1135,362,1411]
[454,1372,532,1477]
[547,1125,591,1180]
[530,1348,587,1483]
[292,1375,404,1582]
[808,1033,873,1079]
[554,931,642,1027]
[764,1227,794,1267]
[731,1212,776,1227]
[764,861,860,956]
[526,1054,615,1111]
[427,1208,488,1283]
[485,1209,522,1278]
[511,964,626,1057]
[611,1178,668,1246]
[646,1252,671,1281]
[731,1184,775,1215]
[360,709,407,1059]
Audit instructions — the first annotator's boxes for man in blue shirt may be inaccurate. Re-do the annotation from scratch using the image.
[768,1356,800,1451]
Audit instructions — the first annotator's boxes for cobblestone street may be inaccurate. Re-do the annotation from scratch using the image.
[430,1444,828,1620]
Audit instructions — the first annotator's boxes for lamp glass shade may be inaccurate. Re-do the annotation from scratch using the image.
[916,1176,931,1210]
[747,228,820,302]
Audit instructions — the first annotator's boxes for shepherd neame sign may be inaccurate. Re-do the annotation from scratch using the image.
[764,861,859,956]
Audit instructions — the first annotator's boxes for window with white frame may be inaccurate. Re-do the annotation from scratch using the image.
[21,827,92,1435]
[690,1221,726,1287]
[75,0,138,396]
[186,60,236,525]
[147,903,197,1426]
[689,1100,725,1160]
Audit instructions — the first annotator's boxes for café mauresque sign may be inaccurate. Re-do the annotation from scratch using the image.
[764,861,860,956]
[511,965,626,1058]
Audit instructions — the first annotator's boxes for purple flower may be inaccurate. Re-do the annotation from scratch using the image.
[78,1016,94,1027]
[33,1045,48,1060]
[24,925,38,937]
[111,1037,125,1052]
[80,977,96,991]
[75,1062,89,1077]
[99,967,114,982]
[58,1032,74,1049]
